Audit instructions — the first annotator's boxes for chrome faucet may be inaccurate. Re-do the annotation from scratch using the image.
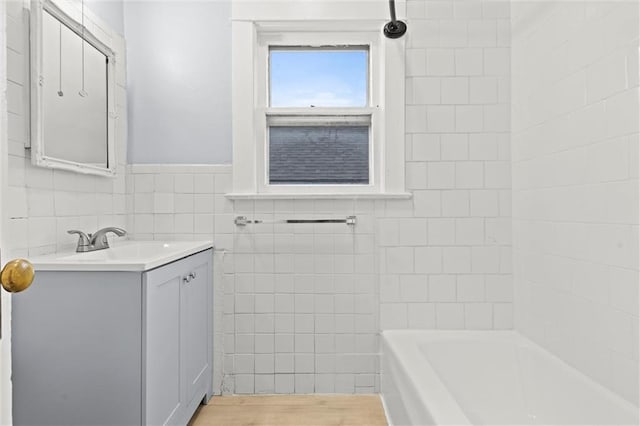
[67,227,127,252]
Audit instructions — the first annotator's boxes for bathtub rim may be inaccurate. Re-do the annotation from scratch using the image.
[381,329,640,426]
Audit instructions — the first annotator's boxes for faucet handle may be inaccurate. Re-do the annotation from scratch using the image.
[67,230,90,250]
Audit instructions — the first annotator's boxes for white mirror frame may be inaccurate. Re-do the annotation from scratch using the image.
[30,0,117,177]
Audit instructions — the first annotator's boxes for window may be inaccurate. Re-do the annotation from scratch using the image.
[230,2,407,198]
[268,47,370,185]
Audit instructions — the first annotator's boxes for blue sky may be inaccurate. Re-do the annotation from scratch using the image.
[270,49,368,107]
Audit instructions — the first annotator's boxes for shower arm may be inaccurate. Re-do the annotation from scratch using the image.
[389,0,397,23]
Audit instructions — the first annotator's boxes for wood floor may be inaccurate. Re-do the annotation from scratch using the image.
[189,395,388,426]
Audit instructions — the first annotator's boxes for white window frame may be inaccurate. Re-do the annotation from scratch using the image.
[230,1,407,199]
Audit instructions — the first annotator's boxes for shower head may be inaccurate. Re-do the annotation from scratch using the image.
[383,0,406,39]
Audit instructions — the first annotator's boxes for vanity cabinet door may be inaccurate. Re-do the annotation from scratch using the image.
[144,249,213,426]
[181,258,211,411]
[144,266,183,426]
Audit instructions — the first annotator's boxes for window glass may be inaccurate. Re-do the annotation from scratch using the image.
[269,125,369,184]
[269,48,368,107]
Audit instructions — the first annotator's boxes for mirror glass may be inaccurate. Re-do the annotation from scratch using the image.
[42,10,108,166]
[32,0,116,176]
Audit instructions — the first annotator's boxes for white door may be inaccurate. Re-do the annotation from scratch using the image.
[0,1,11,423]
[0,2,32,423]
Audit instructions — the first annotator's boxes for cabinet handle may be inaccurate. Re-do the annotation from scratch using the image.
[182,272,196,284]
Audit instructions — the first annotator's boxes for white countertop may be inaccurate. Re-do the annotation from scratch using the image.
[31,240,214,272]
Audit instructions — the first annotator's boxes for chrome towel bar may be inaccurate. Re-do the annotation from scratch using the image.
[234,216,356,226]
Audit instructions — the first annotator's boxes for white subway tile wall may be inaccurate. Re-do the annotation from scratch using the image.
[126,0,513,394]
[512,1,639,406]
[398,0,513,333]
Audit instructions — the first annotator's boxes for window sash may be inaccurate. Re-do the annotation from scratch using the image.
[265,112,374,188]
[266,113,373,186]
[268,123,371,185]
[268,45,370,108]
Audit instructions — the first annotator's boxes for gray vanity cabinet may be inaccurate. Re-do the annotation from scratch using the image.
[13,248,213,426]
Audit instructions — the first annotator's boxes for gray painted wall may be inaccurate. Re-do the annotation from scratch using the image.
[124,1,232,164]
[86,0,125,35]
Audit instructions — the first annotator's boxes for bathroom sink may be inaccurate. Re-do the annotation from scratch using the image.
[32,240,214,272]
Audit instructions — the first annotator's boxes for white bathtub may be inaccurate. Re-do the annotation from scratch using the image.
[381,330,639,425]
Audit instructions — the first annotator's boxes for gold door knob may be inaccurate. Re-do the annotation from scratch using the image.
[1,259,35,293]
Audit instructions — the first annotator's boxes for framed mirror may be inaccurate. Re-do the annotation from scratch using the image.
[30,0,117,176]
